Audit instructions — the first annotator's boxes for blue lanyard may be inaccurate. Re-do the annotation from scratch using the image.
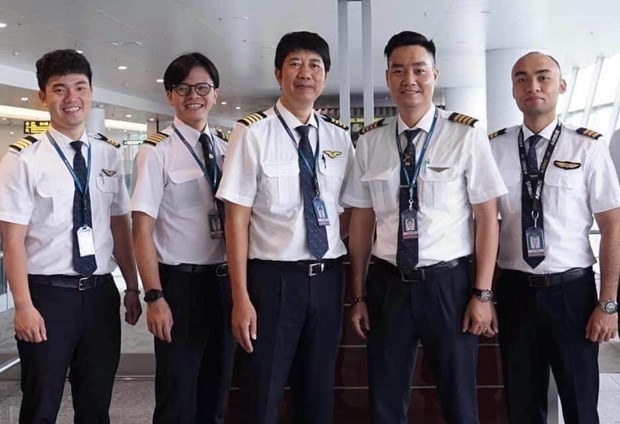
[395,108,438,208]
[47,132,91,195]
[171,124,219,189]
[274,105,322,197]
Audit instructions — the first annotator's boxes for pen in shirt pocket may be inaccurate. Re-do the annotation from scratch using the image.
[321,153,327,169]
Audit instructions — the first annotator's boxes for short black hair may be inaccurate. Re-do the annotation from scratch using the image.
[274,31,331,73]
[163,52,220,92]
[36,49,92,91]
[384,31,436,64]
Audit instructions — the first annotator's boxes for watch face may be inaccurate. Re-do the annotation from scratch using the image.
[145,289,163,302]
[603,301,618,314]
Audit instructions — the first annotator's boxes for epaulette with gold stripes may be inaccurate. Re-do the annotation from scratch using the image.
[93,133,120,148]
[214,128,229,142]
[143,132,169,146]
[488,128,507,140]
[359,118,385,135]
[319,114,349,131]
[9,135,38,153]
[237,111,267,127]
[576,127,602,140]
[449,112,478,127]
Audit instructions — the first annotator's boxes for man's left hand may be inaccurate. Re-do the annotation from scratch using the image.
[124,291,143,326]
[585,308,618,343]
[462,298,496,336]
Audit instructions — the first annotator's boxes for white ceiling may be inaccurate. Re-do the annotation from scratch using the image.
[0,0,619,125]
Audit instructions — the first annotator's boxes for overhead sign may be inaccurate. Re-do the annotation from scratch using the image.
[24,120,50,134]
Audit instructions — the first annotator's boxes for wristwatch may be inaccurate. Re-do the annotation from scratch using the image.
[598,299,618,314]
[144,289,164,303]
[471,288,493,303]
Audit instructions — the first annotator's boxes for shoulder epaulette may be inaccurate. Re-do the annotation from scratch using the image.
[359,118,385,135]
[9,135,38,153]
[488,128,507,140]
[214,128,229,142]
[319,114,349,131]
[237,111,267,127]
[143,131,169,146]
[449,112,478,127]
[93,133,120,148]
[576,127,602,140]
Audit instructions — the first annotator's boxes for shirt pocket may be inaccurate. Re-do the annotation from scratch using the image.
[361,166,399,215]
[317,157,347,201]
[544,168,583,218]
[36,175,74,225]
[418,165,459,212]
[167,168,208,211]
[262,160,301,205]
[498,170,521,215]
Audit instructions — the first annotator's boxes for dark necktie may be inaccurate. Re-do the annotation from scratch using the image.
[70,141,97,276]
[199,133,226,225]
[521,135,545,268]
[396,129,421,272]
[296,125,328,260]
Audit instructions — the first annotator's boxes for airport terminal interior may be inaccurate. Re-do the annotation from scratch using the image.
[1,0,620,422]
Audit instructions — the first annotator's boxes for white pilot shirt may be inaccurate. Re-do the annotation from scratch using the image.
[491,119,620,273]
[342,106,507,267]
[131,117,226,265]
[216,99,354,261]
[0,125,129,275]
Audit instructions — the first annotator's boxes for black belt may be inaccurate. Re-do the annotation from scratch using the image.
[159,263,228,277]
[504,267,589,288]
[252,258,341,277]
[28,274,113,291]
[374,256,466,283]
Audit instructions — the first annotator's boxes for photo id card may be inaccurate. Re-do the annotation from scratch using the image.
[76,226,96,257]
[401,209,418,240]
[313,198,330,226]
[208,211,224,238]
[526,226,546,257]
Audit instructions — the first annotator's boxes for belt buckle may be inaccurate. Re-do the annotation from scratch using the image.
[528,275,550,288]
[78,277,89,291]
[400,268,424,283]
[215,264,228,277]
[308,262,324,277]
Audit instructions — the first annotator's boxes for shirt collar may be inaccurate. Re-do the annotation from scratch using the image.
[173,116,209,146]
[522,118,558,142]
[48,124,89,147]
[276,98,319,130]
[397,105,436,136]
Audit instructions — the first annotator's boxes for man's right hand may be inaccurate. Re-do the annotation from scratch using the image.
[14,305,47,343]
[350,302,371,340]
[146,298,174,343]
[232,297,257,353]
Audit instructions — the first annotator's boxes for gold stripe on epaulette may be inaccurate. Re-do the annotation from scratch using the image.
[215,129,229,141]
[9,136,38,152]
[104,138,120,148]
[143,132,168,146]
[237,111,267,127]
[488,128,507,140]
[320,114,349,131]
[359,118,385,135]
[576,127,602,140]
[449,112,478,127]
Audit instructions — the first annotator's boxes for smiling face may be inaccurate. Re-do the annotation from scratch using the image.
[386,45,438,115]
[166,65,218,131]
[38,73,92,139]
[275,49,327,118]
[512,52,566,123]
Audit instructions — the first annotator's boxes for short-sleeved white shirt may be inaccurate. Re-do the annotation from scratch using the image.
[491,120,620,273]
[342,106,507,267]
[130,117,227,265]
[216,99,354,261]
[0,126,129,275]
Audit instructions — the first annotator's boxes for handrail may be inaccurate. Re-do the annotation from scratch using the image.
[0,356,20,374]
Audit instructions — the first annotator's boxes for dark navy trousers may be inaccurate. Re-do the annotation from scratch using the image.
[366,258,479,424]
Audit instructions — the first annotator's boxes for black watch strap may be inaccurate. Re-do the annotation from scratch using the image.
[144,289,164,303]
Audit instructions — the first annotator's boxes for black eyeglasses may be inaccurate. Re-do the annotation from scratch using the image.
[172,82,214,96]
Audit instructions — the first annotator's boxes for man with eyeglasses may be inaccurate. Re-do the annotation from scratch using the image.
[131,52,235,423]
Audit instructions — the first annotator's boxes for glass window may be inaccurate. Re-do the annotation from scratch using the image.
[568,64,595,112]
[593,54,620,106]
[588,106,612,135]
[565,111,584,127]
